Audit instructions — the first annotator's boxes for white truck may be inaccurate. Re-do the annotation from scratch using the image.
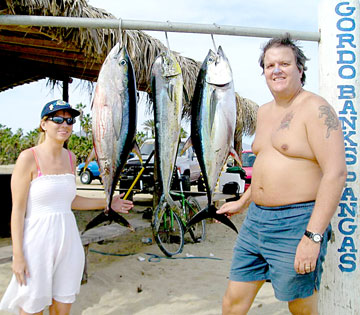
[120,138,201,193]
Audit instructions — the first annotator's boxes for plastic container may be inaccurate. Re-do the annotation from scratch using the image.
[141,237,153,244]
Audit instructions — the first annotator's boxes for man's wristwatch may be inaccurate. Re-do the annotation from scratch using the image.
[304,230,323,243]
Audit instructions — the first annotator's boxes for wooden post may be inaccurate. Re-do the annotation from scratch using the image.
[63,77,69,102]
[319,0,360,313]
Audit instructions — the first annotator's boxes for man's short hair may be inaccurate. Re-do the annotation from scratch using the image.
[259,33,309,86]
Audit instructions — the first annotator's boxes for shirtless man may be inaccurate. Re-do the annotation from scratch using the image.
[217,35,347,314]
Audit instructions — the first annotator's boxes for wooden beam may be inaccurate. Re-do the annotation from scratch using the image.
[0,33,82,53]
[0,42,101,63]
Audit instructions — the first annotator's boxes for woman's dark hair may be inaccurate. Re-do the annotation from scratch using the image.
[259,33,309,86]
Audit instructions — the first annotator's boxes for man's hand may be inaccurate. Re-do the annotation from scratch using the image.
[294,236,321,274]
[111,193,134,214]
[216,200,245,217]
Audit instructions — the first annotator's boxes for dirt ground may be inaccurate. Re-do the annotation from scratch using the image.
[0,177,290,314]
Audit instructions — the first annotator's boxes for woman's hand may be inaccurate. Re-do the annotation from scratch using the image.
[12,255,29,286]
[111,193,134,214]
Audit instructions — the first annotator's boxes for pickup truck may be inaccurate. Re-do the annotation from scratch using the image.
[120,138,201,193]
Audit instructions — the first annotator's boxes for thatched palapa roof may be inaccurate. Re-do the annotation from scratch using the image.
[0,0,258,143]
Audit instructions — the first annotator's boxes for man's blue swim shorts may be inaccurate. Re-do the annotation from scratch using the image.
[229,201,331,301]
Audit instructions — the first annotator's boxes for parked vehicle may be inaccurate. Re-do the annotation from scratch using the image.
[242,150,256,191]
[77,161,101,184]
[77,153,134,185]
[120,138,201,193]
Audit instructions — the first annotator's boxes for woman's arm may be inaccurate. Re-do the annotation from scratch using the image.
[10,150,34,285]
[69,152,133,213]
[72,193,133,213]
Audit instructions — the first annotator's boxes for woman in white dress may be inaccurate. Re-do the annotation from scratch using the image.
[0,100,133,315]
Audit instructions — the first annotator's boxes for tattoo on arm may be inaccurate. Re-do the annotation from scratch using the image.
[318,105,339,138]
[278,111,294,130]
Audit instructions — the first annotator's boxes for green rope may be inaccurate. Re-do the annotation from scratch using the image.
[89,249,136,256]
[89,249,223,262]
[145,253,223,262]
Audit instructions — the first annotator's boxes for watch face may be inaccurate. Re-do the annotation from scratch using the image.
[313,234,321,242]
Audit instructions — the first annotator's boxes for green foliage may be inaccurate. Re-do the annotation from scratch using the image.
[180,127,188,139]
[136,131,147,148]
[75,103,92,137]
[142,119,155,138]
[81,113,92,136]
[0,124,39,164]
[0,103,178,165]
[67,134,93,164]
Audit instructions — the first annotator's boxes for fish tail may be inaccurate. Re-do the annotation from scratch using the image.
[152,194,181,232]
[83,148,96,171]
[186,204,238,234]
[109,209,134,231]
[229,147,242,167]
[180,137,192,156]
[82,211,112,233]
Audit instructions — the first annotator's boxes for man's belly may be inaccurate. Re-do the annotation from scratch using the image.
[251,152,322,206]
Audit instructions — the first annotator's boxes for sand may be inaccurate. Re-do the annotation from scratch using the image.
[0,180,289,314]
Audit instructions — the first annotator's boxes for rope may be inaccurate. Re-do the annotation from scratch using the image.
[89,249,223,262]
[145,253,223,263]
[89,249,135,257]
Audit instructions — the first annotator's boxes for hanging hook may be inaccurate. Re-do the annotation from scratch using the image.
[118,18,123,46]
[165,31,171,54]
[211,34,217,53]
[165,20,173,55]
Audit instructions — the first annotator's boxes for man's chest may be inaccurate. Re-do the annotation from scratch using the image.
[253,110,314,159]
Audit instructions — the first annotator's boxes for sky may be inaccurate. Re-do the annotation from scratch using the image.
[0,0,321,144]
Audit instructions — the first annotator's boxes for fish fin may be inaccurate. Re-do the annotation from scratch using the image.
[112,107,122,140]
[168,83,175,102]
[152,195,166,232]
[209,90,218,131]
[153,194,181,232]
[180,137,192,156]
[132,141,143,164]
[186,204,238,234]
[183,86,189,104]
[82,211,112,233]
[165,192,178,211]
[109,209,134,231]
[83,148,96,171]
[217,45,224,57]
[150,72,156,103]
[229,147,242,167]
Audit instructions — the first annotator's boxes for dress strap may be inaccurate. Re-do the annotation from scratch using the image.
[30,148,42,177]
[67,150,74,174]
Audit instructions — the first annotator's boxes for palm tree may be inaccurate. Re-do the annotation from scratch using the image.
[81,113,92,138]
[75,102,87,137]
[142,119,155,138]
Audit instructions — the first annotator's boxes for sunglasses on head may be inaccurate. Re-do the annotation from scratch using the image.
[47,116,76,125]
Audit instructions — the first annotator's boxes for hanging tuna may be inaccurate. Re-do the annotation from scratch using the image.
[186,46,241,233]
[84,41,138,232]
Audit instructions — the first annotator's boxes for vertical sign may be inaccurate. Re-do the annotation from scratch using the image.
[319,0,360,313]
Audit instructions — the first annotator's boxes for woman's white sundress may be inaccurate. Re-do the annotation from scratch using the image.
[0,150,85,314]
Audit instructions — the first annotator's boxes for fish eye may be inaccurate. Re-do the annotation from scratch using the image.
[208,57,214,63]
[120,59,127,66]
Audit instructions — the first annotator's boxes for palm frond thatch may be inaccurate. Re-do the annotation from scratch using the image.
[1,0,258,141]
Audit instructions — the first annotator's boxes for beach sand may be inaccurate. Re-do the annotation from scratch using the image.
[0,184,289,314]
